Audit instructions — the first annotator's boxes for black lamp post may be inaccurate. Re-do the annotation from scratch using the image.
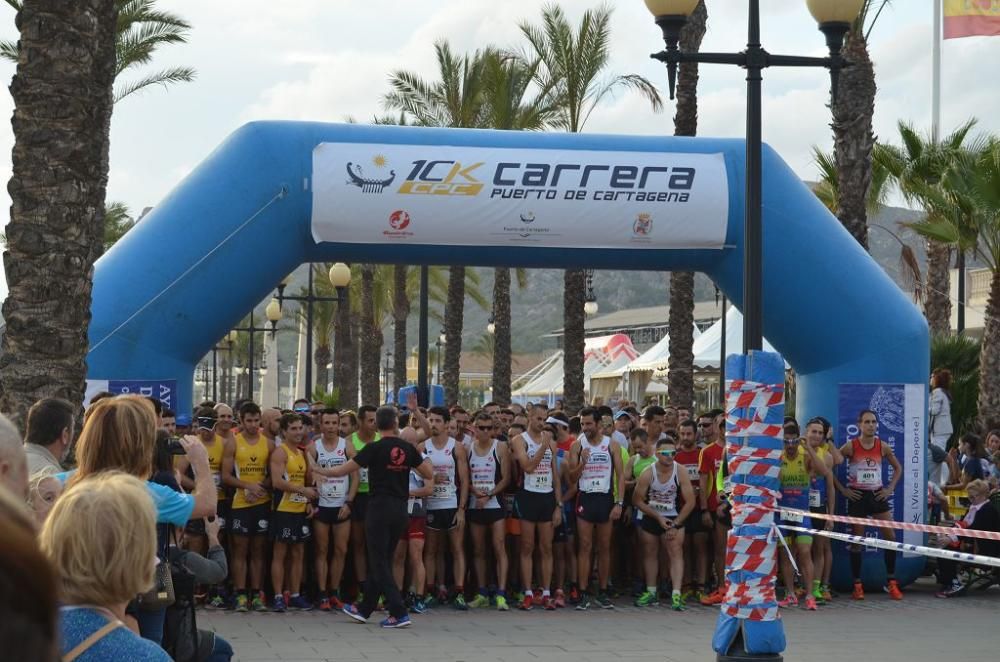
[274,262,351,399]
[645,0,862,354]
[211,332,237,403]
[584,269,598,316]
[383,350,393,402]
[435,331,446,385]
[230,305,281,403]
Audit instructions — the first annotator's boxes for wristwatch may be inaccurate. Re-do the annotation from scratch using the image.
[615,501,624,507]
[344,500,353,507]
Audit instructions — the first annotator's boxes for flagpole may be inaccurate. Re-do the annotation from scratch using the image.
[932,0,942,141]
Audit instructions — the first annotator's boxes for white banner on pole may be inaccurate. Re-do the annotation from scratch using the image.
[903,383,926,557]
[311,142,729,250]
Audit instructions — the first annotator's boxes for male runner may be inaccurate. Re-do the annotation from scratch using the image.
[698,411,729,605]
[837,409,905,600]
[633,436,695,610]
[311,408,356,611]
[222,402,274,612]
[805,416,841,602]
[321,406,434,628]
[568,407,625,610]
[777,422,820,610]
[640,405,667,443]
[350,405,380,599]
[269,413,316,612]
[550,412,577,606]
[674,418,708,603]
[261,407,281,444]
[511,403,563,610]
[422,406,470,608]
[467,410,511,610]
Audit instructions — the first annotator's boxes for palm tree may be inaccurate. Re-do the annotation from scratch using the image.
[294,264,339,397]
[831,0,889,249]
[906,141,1000,427]
[877,119,982,335]
[103,201,137,250]
[667,0,707,411]
[0,0,117,424]
[384,40,491,405]
[389,265,453,394]
[2,0,195,102]
[521,3,662,413]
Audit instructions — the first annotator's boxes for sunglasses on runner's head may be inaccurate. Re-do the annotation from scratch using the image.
[196,416,217,429]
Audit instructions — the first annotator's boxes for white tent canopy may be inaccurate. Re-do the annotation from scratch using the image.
[513,334,638,404]
[691,306,781,370]
[590,323,702,401]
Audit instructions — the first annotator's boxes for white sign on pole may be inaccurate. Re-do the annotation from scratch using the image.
[311,142,729,250]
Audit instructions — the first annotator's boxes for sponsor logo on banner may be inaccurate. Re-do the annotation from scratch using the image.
[311,142,730,249]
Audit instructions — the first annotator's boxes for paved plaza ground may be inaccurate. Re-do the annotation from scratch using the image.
[200,579,998,662]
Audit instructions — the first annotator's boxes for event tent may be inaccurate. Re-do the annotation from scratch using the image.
[589,323,702,402]
[691,306,781,369]
[512,334,638,404]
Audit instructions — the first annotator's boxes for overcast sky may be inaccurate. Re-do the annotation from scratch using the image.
[0,0,998,300]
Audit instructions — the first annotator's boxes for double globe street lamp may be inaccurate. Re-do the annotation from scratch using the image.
[643,0,863,353]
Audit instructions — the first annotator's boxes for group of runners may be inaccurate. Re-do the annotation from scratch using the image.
[167,393,908,627]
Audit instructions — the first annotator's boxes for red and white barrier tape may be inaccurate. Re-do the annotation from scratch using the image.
[778,524,1000,570]
[774,506,1000,542]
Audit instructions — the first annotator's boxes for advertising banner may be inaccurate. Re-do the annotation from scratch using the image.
[311,142,729,249]
[85,379,178,411]
[837,383,926,557]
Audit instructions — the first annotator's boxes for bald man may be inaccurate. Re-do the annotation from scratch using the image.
[0,415,28,499]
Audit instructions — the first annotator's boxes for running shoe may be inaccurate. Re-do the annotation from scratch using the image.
[234,594,249,613]
[496,595,510,611]
[805,596,818,611]
[519,595,534,611]
[453,594,469,611]
[777,595,798,608]
[543,595,556,610]
[633,579,646,597]
[886,579,904,600]
[380,614,411,628]
[342,603,367,623]
[436,588,449,605]
[206,595,226,610]
[691,588,706,604]
[851,581,865,601]
[411,597,428,614]
[575,594,592,611]
[671,594,686,611]
[568,585,581,605]
[512,591,525,605]
[329,594,345,610]
[936,580,964,599]
[289,595,313,611]
[700,588,726,606]
[596,593,613,609]
[317,597,332,612]
[272,595,287,613]
[252,592,268,612]
[634,590,658,607]
[554,589,566,608]
[468,594,490,609]
[821,585,833,602]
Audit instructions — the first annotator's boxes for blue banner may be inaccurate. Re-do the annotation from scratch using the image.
[107,379,178,411]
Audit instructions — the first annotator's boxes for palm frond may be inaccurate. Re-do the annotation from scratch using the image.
[114,66,196,102]
[0,39,16,64]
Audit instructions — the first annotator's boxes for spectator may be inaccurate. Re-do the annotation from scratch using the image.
[0,484,58,662]
[936,479,1000,598]
[948,433,987,490]
[39,472,171,661]
[0,414,28,498]
[24,397,74,474]
[27,467,63,527]
[929,369,953,485]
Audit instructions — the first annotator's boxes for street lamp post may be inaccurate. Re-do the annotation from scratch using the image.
[644,0,861,353]
[383,350,393,402]
[210,333,237,402]
[436,331,446,386]
[584,269,598,316]
[417,266,430,407]
[274,263,351,399]
[230,302,282,403]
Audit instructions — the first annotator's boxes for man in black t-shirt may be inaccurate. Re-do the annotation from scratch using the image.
[312,405,432,628]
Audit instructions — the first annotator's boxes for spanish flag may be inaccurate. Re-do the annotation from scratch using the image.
[944,0,1000,39]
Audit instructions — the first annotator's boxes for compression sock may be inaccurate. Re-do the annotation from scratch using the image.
[885,549,897,578]
[850,549,862,581]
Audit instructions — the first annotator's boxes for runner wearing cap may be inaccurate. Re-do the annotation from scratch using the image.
[836,409,905,601]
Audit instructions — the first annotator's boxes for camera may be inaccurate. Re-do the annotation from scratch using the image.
[166,437,186,455]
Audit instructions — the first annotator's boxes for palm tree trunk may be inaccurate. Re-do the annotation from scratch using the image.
[333,283,355,406]
[0,0,117,424]
[563,269,587,413]
[443,266,466,406]
[832,30,875,250]
[343,317,360,409]
[314,344,331,394]
[666,0,707,410]
[977,270,1000,429]
[359,264,382,406]
[925,241,953,336]
[392,265,409,393]
[492,267,512,404]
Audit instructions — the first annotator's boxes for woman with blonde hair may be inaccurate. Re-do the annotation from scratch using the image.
[936,479,1000,597]
[26,467,63,526]
[40,472,171,661]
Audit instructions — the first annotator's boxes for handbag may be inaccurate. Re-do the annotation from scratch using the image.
[136,524,176,611]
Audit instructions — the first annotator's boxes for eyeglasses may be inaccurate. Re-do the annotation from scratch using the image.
[476,425,492,431]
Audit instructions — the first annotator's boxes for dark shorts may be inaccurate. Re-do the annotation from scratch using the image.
[847,489,891,517]
[810,506,828,517]
[229,503,270,536]
[711,504,732,529]
[685,508,705,534]
[426,508,458,531]
[576,491,614,524]
[514,489,557,524]
[186,500,229,534]
[351,493,369,522]
[401,517,426,541]
[270,511,311,543]
[639,515,669,536]
[315,505,351,526]
[467,508,506,526]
